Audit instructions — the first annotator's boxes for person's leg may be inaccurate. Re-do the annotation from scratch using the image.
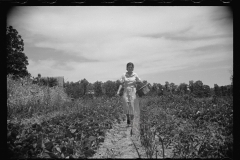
[127,101,131,125]
[132,96,140,138]
[122,92,129,123]
[128,100,133,125]
[129,93,135,125]
[126,90,133,126]
[127,114,130,124]
[130,114,134,121]
[130,114,134,126]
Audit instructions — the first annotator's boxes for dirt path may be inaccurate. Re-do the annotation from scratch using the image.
[91,118,174,159]
[91,118,147,159]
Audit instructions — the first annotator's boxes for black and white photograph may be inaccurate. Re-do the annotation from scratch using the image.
[7,5,233,159]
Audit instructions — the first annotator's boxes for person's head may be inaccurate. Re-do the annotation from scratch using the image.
[126,62,134,72]
[38,74,41,78]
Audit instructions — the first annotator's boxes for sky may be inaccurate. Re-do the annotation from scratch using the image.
[7,6,233,88]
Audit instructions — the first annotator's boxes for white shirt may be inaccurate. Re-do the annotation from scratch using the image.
[119,72,141,89]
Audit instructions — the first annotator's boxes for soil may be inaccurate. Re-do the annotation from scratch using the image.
[91,118,173,159]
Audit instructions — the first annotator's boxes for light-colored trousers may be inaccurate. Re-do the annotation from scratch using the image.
[122,87,140,136]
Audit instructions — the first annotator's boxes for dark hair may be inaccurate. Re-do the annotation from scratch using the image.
[126,62,134,69]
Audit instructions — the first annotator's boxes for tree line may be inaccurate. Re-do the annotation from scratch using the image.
[63,79,233,99]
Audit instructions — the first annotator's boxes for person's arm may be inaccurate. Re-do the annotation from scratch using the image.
[117,84,122,95]
[136,74,151,86]
[117,74,124,95]
[135,73,143,84]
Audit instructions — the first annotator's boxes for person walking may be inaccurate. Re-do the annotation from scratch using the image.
[116,62,144,132]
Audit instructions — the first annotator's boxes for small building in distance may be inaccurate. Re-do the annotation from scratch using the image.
[54,76,64,87]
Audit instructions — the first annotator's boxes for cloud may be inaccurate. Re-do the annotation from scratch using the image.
[143,32,232,42]
[8,6,233,86]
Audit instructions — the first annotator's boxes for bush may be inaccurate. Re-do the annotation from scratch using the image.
[103,81,117,98]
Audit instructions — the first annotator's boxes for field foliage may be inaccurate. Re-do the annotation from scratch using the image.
[7,75,71,119]
[139,95,233,159]
[7,75,233,159]
[8,96,123,159]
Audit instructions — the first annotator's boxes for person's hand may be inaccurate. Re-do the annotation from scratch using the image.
[116,92,120,96]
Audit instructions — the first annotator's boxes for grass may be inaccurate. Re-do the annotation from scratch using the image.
[7,74,71,121]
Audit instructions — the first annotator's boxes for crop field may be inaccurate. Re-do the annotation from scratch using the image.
[7,76,233,159]
[139,95,233,158]
[8,96,124,158]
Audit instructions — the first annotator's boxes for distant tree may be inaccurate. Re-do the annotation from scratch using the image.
[86,83,94,92]
[226,85,232,96]
[157,83,164,96]
[150,83,159,96]
[165,81,170,92]
[178,83,188,95]
[64,81,73,98]
[74,83,84,99]
[93,81,103,97]
[64,81,83,99]
[7,26,30,79]
[210,88,215,97]
[103,80,117,97]
[79,78,89,96]
[189,80,194,93]
[203,85,211,97]
[169,82,173,94]
[169,82,177,94]
[214,84,221,97]
[220,86,228,96]
[193,80,204,98]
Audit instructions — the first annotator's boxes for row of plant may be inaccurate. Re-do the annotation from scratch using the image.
[138,95,233,159]
[7,96,124,159]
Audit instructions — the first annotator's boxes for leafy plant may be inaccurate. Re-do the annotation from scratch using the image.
[138,95,233,159]
[7,94,124,159]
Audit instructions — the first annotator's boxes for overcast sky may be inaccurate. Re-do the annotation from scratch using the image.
[7,6,233,87]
